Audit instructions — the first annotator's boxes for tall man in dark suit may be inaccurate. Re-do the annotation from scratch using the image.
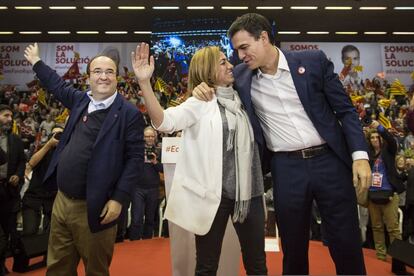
[194,13,372,275]
[24,43,145,276]
[0,104,26,276]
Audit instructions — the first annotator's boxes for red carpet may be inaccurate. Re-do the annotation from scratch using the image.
[5,238,413,275]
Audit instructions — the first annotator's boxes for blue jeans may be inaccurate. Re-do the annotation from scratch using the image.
[129,187,159,240]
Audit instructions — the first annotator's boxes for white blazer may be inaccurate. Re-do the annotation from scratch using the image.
[156,96,223,235]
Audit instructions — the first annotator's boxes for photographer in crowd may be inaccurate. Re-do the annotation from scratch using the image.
[129,126,163,240]
[12,126,63,272]
[22,126,64,236]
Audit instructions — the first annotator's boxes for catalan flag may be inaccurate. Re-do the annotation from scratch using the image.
[378,112,392,129]
[353,65,363,73]
[55,108,69,124]
[350,95,364,104]
[154,77,168,94]
[37,88,48,107]
[339,57,352,80]
[11,120,19,135]
[389,79,407,97]
[168,98,183,108]
[378,99,391,109]
[62,52,81,80]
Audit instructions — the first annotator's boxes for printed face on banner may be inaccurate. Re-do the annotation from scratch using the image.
[342,50,360,69]
[281,42,414,87]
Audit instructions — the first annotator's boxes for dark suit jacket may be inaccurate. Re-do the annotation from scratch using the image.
[0,133,25,211]
[233,49,368,169]
[33,61,145,233]
[0,147,6,165]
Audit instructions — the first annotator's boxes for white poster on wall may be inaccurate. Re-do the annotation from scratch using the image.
[381,44,414,86]
[0,42,138,91]
[280,42,414,87]
[280,42,382,84]
[0,43,34,90]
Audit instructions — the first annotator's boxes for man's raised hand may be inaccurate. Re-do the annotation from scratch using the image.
[24,43,41,65]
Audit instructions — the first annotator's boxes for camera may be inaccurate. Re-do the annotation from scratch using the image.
[145,148,156,160]
[54,132,62,140]
[361,104,373,127]
[49,132,62,141]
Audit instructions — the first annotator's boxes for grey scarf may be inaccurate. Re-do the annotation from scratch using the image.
[216,86,254,223]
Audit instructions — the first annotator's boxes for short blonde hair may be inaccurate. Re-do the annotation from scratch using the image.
[187,46,221,92]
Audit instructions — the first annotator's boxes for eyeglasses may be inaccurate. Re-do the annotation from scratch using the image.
[91,69,116,78]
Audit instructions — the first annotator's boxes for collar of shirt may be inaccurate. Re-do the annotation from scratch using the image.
[86,91,117,112]
[256,47,290,80]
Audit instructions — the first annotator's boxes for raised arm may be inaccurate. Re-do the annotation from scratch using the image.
[24,43,41,66]
[28,132,60,169]
[131,43,164,128]
[24,43,84,109]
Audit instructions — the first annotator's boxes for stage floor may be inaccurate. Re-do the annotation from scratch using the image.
[5,238,413,275]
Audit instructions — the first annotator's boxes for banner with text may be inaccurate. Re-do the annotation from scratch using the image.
[2,42,413,90]
[381,44,414,86]
[0,43,138,91]
[280,42,414,87]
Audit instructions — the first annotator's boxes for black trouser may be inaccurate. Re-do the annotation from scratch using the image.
[0,223,6,276]
[22,197,54,235]
[195,196,267,276]
[0,206,18,273]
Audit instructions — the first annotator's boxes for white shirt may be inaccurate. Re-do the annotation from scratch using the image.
[86,91,117,113]
[251,48,367,160]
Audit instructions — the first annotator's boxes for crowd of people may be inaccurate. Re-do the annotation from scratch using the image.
[0,12,413,276]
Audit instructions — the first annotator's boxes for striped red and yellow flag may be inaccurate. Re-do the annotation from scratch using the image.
[378,99,391,109]
[55,108,69,124]
[389,79,407,97]
[154,77,168,94]
[11,121,19,135]
[37,88,48,107]
[378,112,392,129]
[353,65,363,72]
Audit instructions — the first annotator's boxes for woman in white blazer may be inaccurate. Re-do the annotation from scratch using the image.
[132,43,267,276]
